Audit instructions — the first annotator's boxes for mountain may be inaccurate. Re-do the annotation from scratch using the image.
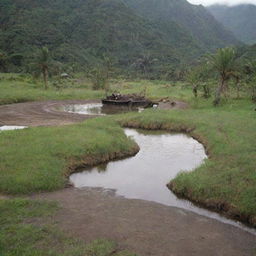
[237,44,256,62]
[123,0,239,50]
[0,0,240,75]
[208,4,256,45]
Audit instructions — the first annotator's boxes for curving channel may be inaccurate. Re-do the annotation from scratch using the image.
[70,128,207,207]
[70,127,256,235]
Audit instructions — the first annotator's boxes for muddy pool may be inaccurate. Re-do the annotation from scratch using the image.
[63,103,150,115]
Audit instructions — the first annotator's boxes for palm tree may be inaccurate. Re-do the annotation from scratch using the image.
[37,47,50,90]
[133,54,158,74]
[208,47,237,106]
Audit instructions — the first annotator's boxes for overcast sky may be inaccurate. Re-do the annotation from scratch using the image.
[187,0,256,6]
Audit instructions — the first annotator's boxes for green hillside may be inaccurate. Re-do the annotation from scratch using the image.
[208,4,256,45]
[0,0,239,75]
[124,0,239,50]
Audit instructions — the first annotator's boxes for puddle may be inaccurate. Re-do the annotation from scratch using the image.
[0,125,27,131]
[70,128,256,234]
[63,103,147,115]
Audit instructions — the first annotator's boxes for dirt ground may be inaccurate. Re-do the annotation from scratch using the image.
[0,99,188,127]
[1,100,256,255]
[34,188,256,256]
[0,100,99,127]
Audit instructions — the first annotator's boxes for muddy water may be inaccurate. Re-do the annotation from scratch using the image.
[63,103,146,115]
[70,128,255,234]
[71,129,206,206]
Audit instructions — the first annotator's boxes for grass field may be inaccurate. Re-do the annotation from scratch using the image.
[0,73,192,105]
[0,73,256,254]
[0,74,104,105]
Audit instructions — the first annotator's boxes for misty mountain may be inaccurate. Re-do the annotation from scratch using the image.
[208,4,256,45]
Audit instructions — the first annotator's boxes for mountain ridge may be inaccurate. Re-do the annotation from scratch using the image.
[207,4,256,44]
[124,0,239,50]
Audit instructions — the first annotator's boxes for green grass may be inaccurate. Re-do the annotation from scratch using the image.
[0,73,104,105]
[117,100,256,226]
[0,118,138,194]
[0,73,193,105]
[112,79,192,101]
[0,198,137,256]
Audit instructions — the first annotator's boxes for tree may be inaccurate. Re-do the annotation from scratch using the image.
[244,60,256,102]
[133,54,158,74]
[0,51,9,72]
[207,47,237,106]
[88,65,108,91]
[37,47,51,90]
[187,68,200,98]
[88,54,115,95]
[187,64,212,98]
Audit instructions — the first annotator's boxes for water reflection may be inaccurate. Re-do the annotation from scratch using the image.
[63,103,145,115]
[0,125,27,131]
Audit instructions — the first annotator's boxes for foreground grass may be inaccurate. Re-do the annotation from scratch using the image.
[0,198,136,256]
[118,101,256,226]
[0,118,138,194]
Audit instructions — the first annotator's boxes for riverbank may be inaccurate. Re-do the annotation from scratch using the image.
[118,104,256,227]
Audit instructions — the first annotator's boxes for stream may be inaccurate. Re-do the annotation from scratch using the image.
[70,127,256,235]
[1,103,254,235]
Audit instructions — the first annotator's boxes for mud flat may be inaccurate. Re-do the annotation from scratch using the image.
[0,100,100,127]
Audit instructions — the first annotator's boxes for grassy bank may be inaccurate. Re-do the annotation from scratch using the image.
[0,118,138,194]
[118,101,256,226]
[0,198,136,256]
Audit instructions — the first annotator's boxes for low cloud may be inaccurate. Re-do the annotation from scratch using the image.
[187,0,256,6]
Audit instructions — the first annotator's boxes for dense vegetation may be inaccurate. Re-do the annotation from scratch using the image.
[208,4,256,45]
[124,0,238,50]
[0,0,239,77]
